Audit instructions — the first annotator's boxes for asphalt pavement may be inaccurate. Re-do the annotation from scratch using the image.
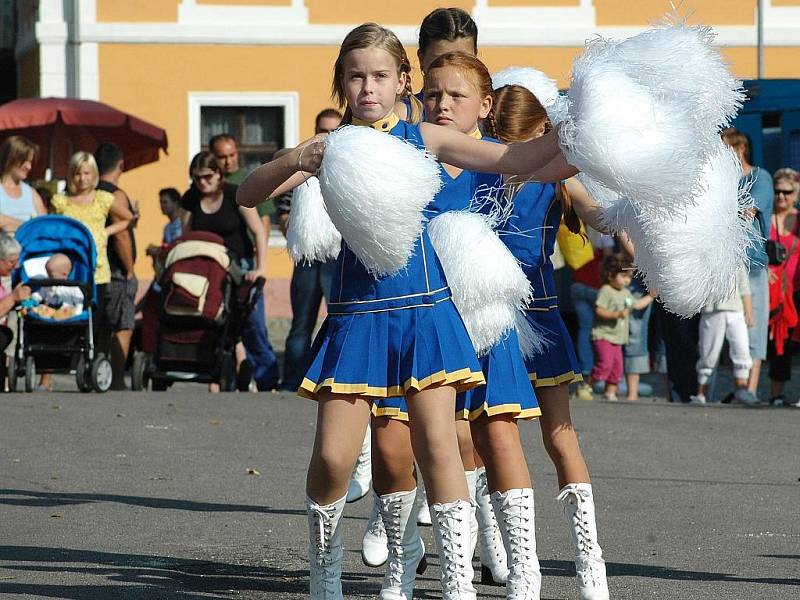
[0,389,798,600]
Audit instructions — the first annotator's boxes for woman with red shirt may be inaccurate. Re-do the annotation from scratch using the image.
[767,168,800,406]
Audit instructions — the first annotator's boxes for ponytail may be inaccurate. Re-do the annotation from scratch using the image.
[557,182,584,236]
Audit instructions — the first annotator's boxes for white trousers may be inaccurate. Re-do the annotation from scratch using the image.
[696,311,753,384]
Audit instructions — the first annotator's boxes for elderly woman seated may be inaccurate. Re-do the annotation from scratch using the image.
[0,232,31,390]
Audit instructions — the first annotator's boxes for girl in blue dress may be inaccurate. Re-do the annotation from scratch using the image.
[492,83,610,600]
[369,52,547,600]
[237,23,574,600]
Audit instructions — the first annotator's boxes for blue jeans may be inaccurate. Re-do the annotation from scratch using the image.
[570,282,598,378]
[624,278,653,374]
[281,259,336,390]
[241,259,280,390]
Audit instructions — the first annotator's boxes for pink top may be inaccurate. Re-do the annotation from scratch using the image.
[770,213,800,290]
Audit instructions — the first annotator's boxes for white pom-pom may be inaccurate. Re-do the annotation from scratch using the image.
[286,176,341,264]
[560,60,701,217]
[318,126,442,277]
[428,211,534,355]
[492,66,559,107]
[491,66,567,124]
[561,20,743,220]
[514,310,549,359]
[626,143,753,317]
[615,19,744,147]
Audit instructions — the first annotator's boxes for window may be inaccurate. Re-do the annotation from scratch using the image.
[200,106,284,172]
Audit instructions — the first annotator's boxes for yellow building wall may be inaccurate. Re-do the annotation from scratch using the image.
[88,1,800,279]
[594,0,755,26]
[96,0,179,22]
[306,0,474,24]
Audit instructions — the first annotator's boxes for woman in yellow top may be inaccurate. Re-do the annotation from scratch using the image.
[51,152,133,287]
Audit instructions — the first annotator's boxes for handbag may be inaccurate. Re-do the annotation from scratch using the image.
[556,220,594,271]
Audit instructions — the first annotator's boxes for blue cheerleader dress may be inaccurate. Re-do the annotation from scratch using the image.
[373,132,539,421]
[298,117,485,401]
[501,181,582,387]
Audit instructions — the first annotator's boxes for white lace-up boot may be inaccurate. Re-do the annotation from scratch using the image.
[378,488,428,599]
[347,425,372,502]
[465,469,479,556]
[306,495,346,600]
[430,499,477,600]
[491,488,541,600]
[557,483,609,600]
[475,468,509,585]
[362,493,389,567]
[415,483,431,526]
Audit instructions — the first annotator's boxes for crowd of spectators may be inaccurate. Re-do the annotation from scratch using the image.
[569,128,800,407]
[0,118,799,403]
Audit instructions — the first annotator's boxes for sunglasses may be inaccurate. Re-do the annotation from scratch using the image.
[192,172,218,183]
[775,189,796,196]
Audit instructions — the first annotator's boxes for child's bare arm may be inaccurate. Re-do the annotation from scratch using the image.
[633,295,654,310]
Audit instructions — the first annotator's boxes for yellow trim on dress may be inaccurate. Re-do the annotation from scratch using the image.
[457,402,542,421]
[528,370,583,388]
[371,405,409,422]
[298,368,486,401]
[352,112,400,131]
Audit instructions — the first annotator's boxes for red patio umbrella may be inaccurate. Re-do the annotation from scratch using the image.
[0,97,168,179]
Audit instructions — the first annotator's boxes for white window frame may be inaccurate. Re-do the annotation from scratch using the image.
[187,91,300,166]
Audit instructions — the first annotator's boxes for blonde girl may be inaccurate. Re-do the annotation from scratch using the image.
[238,23,574,600]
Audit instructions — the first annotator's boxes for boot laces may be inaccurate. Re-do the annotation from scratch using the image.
[367,502,386,538]
[309,505,339,597]
[561,489,604,588]
[435,505,468,592]
[383,500,407,587]
[562,489,593,556]
[498,492,537,592]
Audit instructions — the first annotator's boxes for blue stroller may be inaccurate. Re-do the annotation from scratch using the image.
[11,215,112,392]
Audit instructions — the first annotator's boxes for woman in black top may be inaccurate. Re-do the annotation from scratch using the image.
[183,151,277,392]
[184,151,266,274]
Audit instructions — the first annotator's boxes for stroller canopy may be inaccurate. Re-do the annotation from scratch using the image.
[13,215,98,292]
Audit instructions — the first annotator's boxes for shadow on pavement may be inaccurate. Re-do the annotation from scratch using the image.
[543,559,800,586]
[0,547,796,599]
[0,488,305,515]
[0,545,379,598]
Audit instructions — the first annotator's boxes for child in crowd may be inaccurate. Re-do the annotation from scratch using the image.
[690,267,755,405]
[30,253,84,319]
[590,255,653,401]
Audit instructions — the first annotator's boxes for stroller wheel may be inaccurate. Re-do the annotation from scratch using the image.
[75,356,91,393]
[131,352,151,392]
[24,356,36,393]
[91,356,113,393]
[7,356,17,393]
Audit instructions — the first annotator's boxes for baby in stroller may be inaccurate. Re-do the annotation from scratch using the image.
[28,253,84,320]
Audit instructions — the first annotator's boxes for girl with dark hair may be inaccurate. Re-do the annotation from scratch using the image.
[183,151,272,392]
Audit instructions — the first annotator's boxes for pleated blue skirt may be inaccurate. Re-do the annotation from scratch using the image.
[374,328,539,421]
[523,309,582,387]
[299,295,485,401]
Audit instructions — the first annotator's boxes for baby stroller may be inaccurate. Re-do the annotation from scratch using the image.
[10,215,112,392]
[132,231,264,391]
